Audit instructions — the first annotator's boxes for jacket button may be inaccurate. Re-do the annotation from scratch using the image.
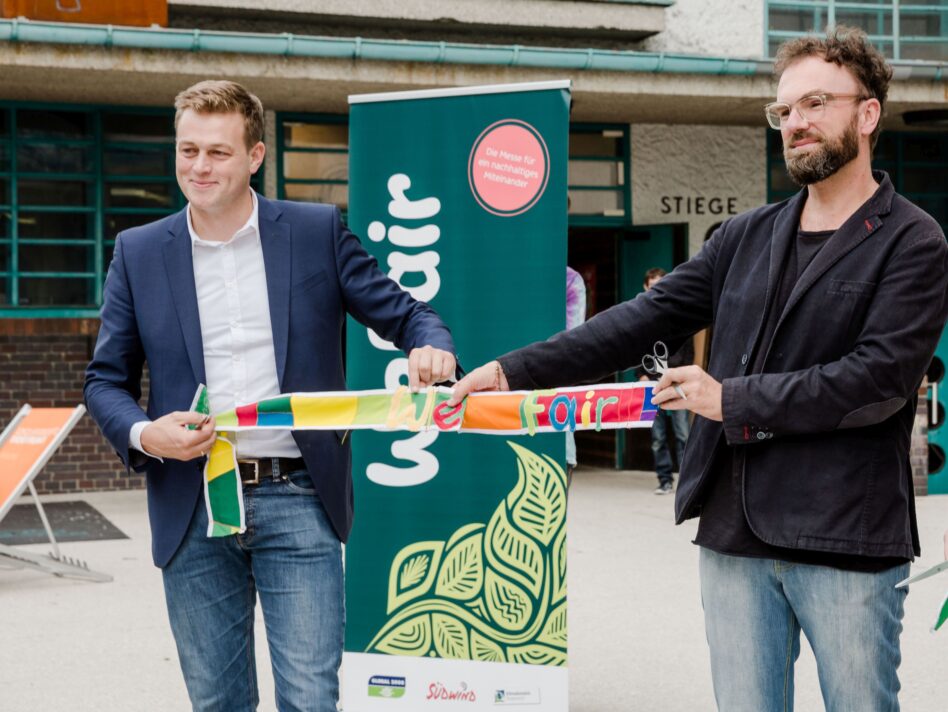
[741,354,748,365]
[756,431,766,440]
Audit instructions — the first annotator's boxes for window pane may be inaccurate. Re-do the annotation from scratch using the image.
[283,182,348,209]
[0,110,8,136]
[0,142,10,171]
[0,211,9,238]
[103,243,115,275]
[910,196,948,226]
[900,8,947,37]
[899,41,948,61]
[104,145,174,176]
[18,277,92,306]
[17,143,93,174]
[17,109,91,139]
[902,134,948,162]
[106,182,176,208]
[283,122,348,149]
[770,8,824,32]
[835,11,892,35]
[569,133,621,158]
[106,212,163,240]
[770,164,798,193]
[0,178,8,205]
[873,133,898,162]
[18,180,90,206]
[0,242,9,270]
[0,277,8,305]
[283,152,348,181]
[19,244,92,273]
[102,113,174,144]
[902,165,946,193]
[568,160,621,187]
[17,211,92,240]
[567,189,622,215]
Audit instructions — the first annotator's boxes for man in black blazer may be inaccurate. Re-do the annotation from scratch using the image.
[452,28,948,711]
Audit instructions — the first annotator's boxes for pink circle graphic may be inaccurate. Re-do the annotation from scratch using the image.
[468,119,550,217]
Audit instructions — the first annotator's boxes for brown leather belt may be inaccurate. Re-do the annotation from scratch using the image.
[236,457,306,486]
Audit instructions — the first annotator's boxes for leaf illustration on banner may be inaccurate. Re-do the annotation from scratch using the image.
[506,442,566,546]
[387,541,444,613]
[470,629,505,663]
[366,442,568,666]
[508,643,568,666]
[485,500,544,598]
[551,524,567,605]
[485,569,534,631]
[435,524,485,601]
[432,613,471,659]
[372,614,432,657]
[538,602,567,648]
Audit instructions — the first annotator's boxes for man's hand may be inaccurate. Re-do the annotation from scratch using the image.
[652,365,723,421]
[408,346,457,391]
[140,412,217,461]
[448,360,509,405]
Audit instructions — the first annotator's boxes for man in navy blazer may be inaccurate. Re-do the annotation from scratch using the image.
[452,29,948,711]
[84,80,456,712]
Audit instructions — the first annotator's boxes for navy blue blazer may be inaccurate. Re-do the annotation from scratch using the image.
[84,195,455,567]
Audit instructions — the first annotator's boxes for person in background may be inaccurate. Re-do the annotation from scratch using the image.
[565,265,587,484]
[636,268,693,495]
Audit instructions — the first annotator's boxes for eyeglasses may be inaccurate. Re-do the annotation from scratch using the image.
[764,93,868,130]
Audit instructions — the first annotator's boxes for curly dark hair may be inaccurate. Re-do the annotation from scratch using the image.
[774,25,892,148]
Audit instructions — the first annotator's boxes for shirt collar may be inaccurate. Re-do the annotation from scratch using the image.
[187,189,259,248]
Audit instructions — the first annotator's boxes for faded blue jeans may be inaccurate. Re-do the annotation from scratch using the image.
[699,547,909,712]
[651,407,689,485]
[162,469,344,712]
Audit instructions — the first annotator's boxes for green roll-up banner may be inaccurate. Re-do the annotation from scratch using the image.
[344,80,571,710]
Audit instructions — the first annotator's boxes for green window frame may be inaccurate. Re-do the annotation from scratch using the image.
[568,123,632,227]
[766,129,948,230]
[766,0,948,62]
[0,102,263,318]
[276,113,349,220]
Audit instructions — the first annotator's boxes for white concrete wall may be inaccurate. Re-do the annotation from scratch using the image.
[641,0,765,59]
[630,124,768,256]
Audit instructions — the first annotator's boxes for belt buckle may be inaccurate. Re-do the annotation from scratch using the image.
[237,459,260,486]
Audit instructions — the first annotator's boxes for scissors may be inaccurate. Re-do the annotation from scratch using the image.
[641,341,688,401]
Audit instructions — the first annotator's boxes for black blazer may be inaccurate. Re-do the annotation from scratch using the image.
[500,173,948,559]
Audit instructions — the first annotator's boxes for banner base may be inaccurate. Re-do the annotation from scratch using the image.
[341,652,568,710]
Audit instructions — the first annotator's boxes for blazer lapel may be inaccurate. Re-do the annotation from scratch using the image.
[777,177,890,325]
[258,196,292,388]
[163,210,206,386]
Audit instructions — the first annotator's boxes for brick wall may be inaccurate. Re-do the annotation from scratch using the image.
[0,319,145,494]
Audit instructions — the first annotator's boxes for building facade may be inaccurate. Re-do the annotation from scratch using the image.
[1,0,945,491]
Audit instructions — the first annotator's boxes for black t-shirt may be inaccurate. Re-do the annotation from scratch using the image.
[693,227,909,573]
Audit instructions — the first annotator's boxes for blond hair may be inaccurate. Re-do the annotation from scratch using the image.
[174,80,264,149]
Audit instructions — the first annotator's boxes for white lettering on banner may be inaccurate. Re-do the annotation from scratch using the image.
[366,431,440,486]
[365,173,442,487]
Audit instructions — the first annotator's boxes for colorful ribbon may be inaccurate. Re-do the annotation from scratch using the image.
[192,383,657,537]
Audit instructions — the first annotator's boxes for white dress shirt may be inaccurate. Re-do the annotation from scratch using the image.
[130,191,301,459]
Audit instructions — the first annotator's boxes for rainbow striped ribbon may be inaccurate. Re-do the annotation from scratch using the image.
[193,383,657,537]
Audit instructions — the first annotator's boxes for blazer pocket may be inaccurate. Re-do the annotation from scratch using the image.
[827,279,875,297]
[293,269,328,294]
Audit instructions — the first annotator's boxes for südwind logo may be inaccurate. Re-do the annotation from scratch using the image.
[427,681,476,702]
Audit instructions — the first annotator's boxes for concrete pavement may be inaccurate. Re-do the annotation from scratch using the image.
[1,468,946,711]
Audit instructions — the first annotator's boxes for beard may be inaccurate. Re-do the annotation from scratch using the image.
[783,116,860,186]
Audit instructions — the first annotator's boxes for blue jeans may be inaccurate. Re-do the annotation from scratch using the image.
[162,470,344,712]
[699,547,909,712]
[651,408,689,485]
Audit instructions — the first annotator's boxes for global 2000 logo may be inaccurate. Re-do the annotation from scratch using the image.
[368,675,406,699]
